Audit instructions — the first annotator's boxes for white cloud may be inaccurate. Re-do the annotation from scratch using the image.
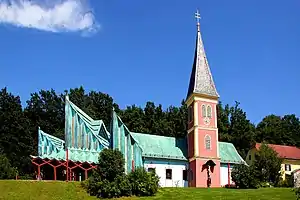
[0,0,99,34]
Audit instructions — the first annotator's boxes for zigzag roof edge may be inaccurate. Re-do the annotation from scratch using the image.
[114,112,143,152]
[66,96,110,138]
[38,129,64,152]
[39,129,65,144]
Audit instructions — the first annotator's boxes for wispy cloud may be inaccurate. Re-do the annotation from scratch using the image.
[0,0,99,34]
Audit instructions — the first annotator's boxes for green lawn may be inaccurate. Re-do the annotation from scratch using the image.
[0,180,296,200]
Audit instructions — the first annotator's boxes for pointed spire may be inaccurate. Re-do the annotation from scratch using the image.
[186,10,219,100]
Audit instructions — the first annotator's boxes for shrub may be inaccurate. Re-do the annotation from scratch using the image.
[84,149,160,198]
[295,187,300,200]
[98,149,125,182]
[128,167,160,196]
[0,154,17,179]
[115,174,132,197]
[83,170,102,197]
[277,176,293,188]
[100,179,121,199]
[224,183,237,188]
[260,182,273,188]
[231,164,259,189]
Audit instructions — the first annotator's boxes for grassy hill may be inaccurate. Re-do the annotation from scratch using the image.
[0,180,296,200]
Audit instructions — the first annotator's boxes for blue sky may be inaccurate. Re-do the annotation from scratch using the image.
[0,0,299,124]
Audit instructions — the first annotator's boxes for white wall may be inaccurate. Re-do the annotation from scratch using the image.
[220,163,235,186]
[144,158,188,187]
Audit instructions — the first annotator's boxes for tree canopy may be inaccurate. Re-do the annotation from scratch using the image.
[0,86,300,176]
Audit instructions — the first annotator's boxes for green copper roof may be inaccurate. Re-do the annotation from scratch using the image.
[131,132,188,161]
[34,128,103,163]
[219,142,247,164]
[129,133,245,164]
[31,147,101,164]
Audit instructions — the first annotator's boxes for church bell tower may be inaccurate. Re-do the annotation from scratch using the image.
[186,10,220,188]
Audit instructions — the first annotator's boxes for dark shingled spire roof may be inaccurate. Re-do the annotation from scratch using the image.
[186,19,219,100]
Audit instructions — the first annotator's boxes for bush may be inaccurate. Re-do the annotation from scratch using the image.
[231,164,260,189]
[98,149,125,182]
[295,187,300,200]
[260,182,273,188]
[83,170,102,197]
[84,149,159,198]
[128,167,160,197]
[224,183,237,188]
[277,176,293,188]
[115,174,132,197]
[0,154,17,179]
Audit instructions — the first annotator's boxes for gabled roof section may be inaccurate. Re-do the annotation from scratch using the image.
[219,142,247,164]
[186,19,219,99]
[130,132,188,161]
[38,128,65,155]
[65,96,110,149]
[255,143,300,160]
[111,109,142,148]
[33,128,105,163]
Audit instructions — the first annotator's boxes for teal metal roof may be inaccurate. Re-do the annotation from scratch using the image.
[65,96,110,149]
[34,128,103,163]
[131,132,188,161]
[129,133,246,164]
[219,142,247,164]
[31,148,101,164]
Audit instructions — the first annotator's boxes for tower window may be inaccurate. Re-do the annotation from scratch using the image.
[205,135,211,150]
[202,104,206,117]
[207,105,212,118]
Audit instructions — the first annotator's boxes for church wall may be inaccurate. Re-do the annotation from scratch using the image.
[197,129,218,158]
[196,159,220,187]
[189,160,196,187]
[220,163,234,186]
[143,158,188,187]
[187,104,194,130]
[188,132,194,158]
[196,100,217,128]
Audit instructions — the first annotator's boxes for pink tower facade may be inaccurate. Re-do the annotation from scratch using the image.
[186,11,220,187]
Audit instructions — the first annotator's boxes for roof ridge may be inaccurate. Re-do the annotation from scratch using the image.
[131,132,184,140]
[256,142,300,148]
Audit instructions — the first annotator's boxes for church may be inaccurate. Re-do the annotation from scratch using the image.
[30,11,246,188]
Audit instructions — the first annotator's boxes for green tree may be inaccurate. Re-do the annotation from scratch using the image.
[118,105,148,133]
[67,86,119,130]
[255,114,300,147]
[255,115,283,145]
[228,101,256,158]
[24,89,65,144]
[0,87,34,174]
[253,143,283,185]
[280,115,300,146]
[217,101,230,142]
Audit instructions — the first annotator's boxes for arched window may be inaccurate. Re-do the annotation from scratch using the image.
[207,105,212,118]
[202,104,206,117]
[205,135,211,150]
